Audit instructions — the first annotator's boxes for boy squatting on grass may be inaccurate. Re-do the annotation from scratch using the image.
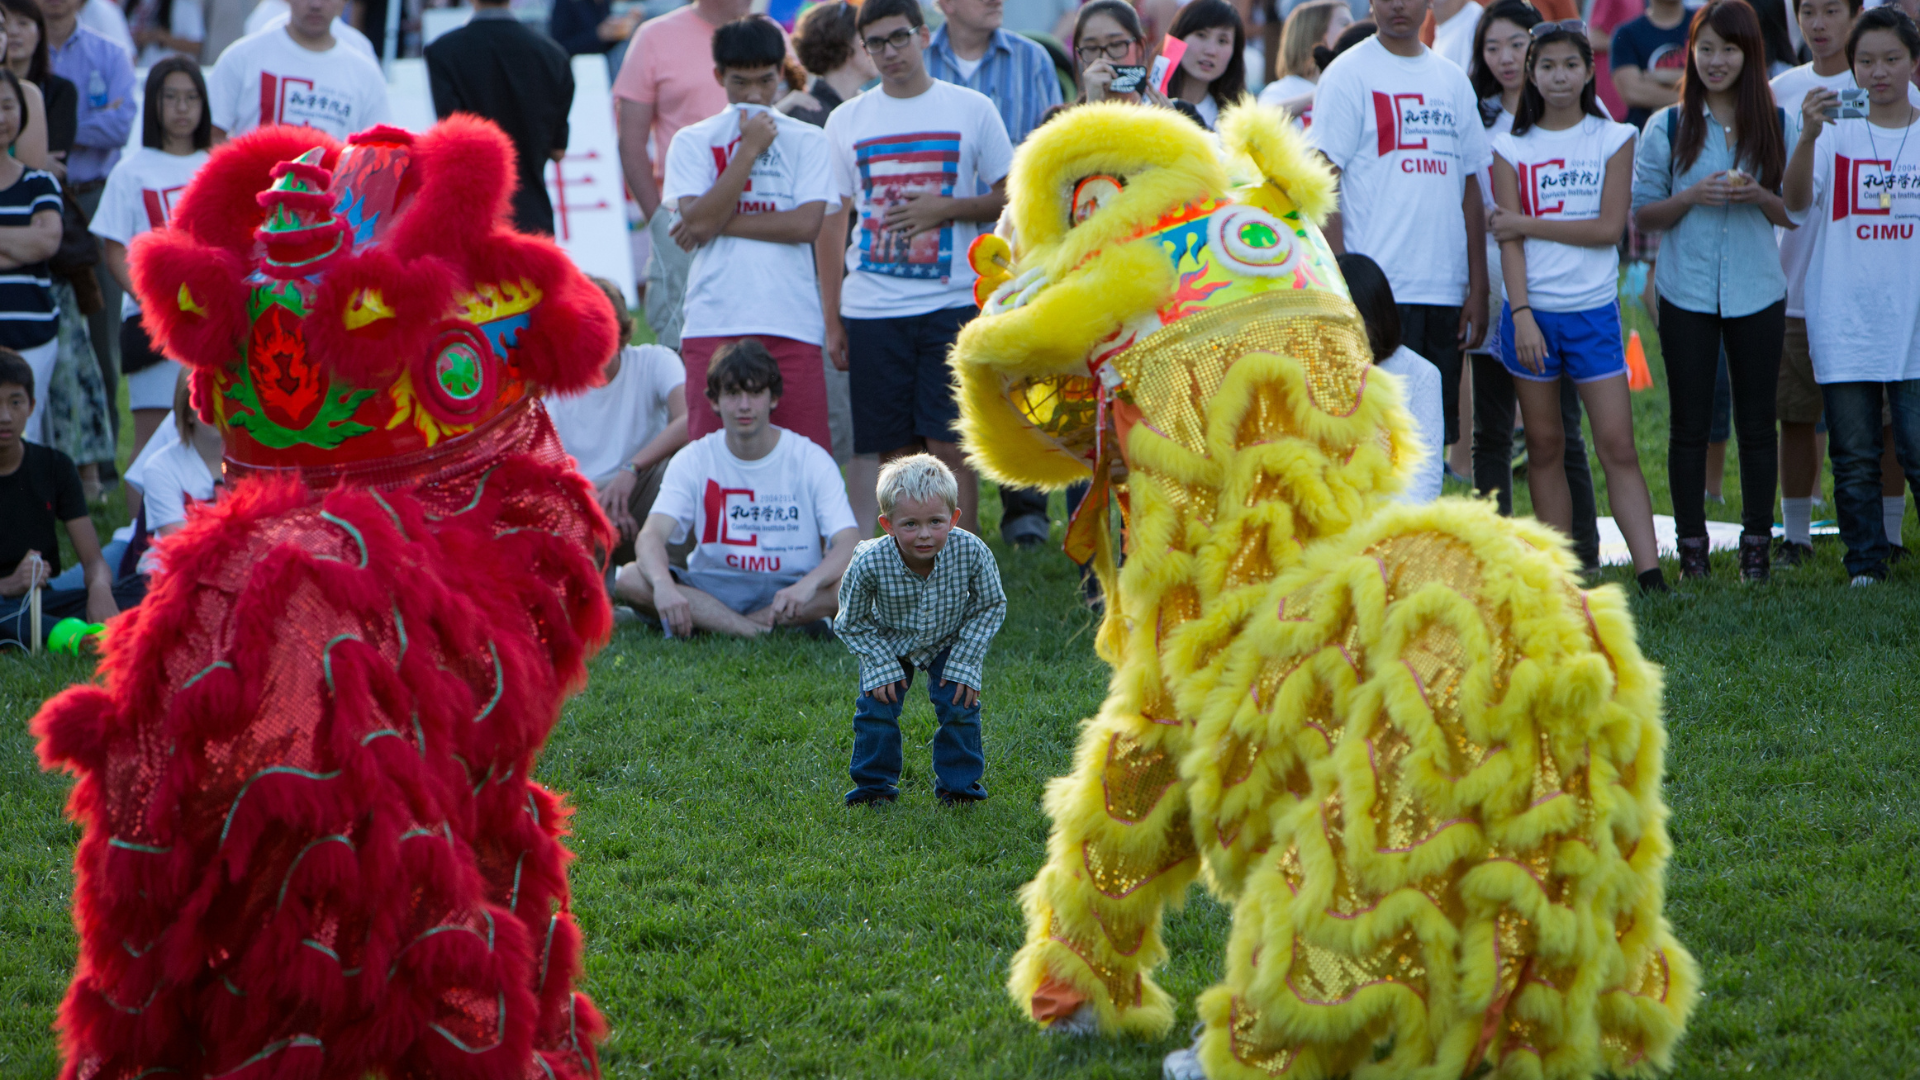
[835,455,1006,807]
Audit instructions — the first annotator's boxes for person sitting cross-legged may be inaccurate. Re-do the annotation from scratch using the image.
[614,338,860,637]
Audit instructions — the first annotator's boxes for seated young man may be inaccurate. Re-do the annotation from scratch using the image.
[547,277,690,567]
[0,351,140,649]
[663,14,837,455]
[614,339,860,637]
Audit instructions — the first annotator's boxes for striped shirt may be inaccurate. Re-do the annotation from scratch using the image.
[0,168,62,350]
[835,528,1007,693]
[923,27,1063,147]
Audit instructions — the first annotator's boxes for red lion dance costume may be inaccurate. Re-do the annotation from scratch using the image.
[30,118,618,1080]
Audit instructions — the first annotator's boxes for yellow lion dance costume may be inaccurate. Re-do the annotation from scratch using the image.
[952,103,1697,1080]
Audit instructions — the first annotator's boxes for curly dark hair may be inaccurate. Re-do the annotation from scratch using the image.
[794,1,858,76]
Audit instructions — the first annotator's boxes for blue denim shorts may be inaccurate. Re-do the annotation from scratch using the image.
[1498,302,1627,385]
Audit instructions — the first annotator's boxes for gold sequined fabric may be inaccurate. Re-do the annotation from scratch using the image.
[1110,292,1372,458]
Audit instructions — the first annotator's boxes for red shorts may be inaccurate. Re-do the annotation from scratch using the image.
[680,334,833,456]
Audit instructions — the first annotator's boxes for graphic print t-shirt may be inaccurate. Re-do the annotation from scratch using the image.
[824,80,1014,318]
[1797,117,1920,384]
[1308,38,1491,306]
[650,429,858,579]
[1610,13,1691,129]
[663,105,838,344]
[1770,65,1920,317]
[208,27,392,140]
[90,148,211,319]
[1492,115,1636,311]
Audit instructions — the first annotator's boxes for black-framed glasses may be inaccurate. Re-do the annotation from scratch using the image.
[862,27,917,54]
[1076,40,1137,62]
[1530,18,1588,38]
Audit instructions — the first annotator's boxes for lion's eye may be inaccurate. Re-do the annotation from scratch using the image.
[1070,174,1125,226]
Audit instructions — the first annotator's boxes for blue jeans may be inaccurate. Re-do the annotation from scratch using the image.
[847,648,987,803]
[1821,380,1920,579]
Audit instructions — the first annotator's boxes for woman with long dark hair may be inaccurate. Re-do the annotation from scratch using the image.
[1463,0,1602,571]
[1490,20,1665,591]
[1631,0,1791,581]
[1164,0,1245,128]
[89,55,211,491]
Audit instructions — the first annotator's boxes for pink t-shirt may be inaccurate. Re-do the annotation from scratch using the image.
[1589,0,1642,121]
[612,5,730,186]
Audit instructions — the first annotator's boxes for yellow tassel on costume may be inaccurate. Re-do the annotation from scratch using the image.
[953,101,1696,1080]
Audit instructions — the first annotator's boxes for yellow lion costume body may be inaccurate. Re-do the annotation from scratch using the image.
[951,103,1697,1080]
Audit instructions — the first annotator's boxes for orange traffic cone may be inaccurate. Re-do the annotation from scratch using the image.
[1625,329,1653,391]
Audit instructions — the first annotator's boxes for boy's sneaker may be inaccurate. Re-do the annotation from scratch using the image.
[1891,544,1911,565]
[1850,574,1881,587]
[845,790,897,808]
[936,790,986,808]
[1774,539,1815,568]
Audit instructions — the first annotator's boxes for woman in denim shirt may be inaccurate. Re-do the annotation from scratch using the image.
[1632,0,1794,581]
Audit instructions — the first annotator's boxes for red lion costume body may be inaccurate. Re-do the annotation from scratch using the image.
[31,119,619,1080]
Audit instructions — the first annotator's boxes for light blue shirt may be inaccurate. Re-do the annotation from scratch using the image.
[48,25,137,186]
[923,26,1063,146]
[1631,104,1795,318]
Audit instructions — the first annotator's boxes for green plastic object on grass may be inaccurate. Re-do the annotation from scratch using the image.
[48,618,105,656]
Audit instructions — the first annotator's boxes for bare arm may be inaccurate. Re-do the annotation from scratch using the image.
[1460,174,1489,350]
[15,81,47,171]
[103,239,134,295]
[882,178,1007,238]
[630,385,688,472]
[817,202,851,371]
[616,98,662,220]
[1321,160,1346,253]
[63,515,120,624]
[635,513,691,635]
[672,111,768,246]
[1784,89,1834,214]
[1612,66,1679,111]
[720,200,827,244]
[0,208,64,269]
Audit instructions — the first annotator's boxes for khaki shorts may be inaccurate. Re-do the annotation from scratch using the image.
[1778,317,1892,426]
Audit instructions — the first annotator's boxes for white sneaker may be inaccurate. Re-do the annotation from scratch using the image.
[1162,1046,1208,1080]
[1042,1003,1101,1038]
[1851,574,1880,587]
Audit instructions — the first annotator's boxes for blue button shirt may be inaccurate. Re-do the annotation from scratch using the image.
[48,25,136,186]
[923,26,1062,146]
[1631,104,1795,318]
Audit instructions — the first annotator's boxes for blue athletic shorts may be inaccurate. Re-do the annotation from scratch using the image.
[1497,302,1626,384]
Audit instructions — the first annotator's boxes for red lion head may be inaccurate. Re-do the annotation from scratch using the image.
[131,117,618,472]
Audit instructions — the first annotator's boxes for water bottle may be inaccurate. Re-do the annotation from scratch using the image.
[87,70,107,110]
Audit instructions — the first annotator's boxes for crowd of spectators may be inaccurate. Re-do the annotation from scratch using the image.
[5,0,1920,652]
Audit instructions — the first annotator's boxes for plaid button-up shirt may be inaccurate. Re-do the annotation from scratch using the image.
[922,26,1064,146]
[835,529,1007,693]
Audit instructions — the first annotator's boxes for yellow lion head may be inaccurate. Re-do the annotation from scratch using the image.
[951,102,1386,492]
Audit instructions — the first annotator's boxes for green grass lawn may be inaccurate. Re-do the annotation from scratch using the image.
[3,305,1918,1078]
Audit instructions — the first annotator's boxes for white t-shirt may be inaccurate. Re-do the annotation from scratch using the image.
[1432,0,1484,73]
[208,26,391,140]
[90,148,211,320]
[1492,114,1636,312]
[124,412,180,495]
[1770,64,1920,317]
[651,428,858,578]
[141,440,218,534]
[1379,345,1443,503]
[1796,116,1920,384]
[1308,38,1491,306]
[242,0,373,59]
[662,105,838,344]
[546,344,686,480]
[824,80,1014,318]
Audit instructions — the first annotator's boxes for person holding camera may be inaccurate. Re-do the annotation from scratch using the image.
[1783,6,1920,586]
